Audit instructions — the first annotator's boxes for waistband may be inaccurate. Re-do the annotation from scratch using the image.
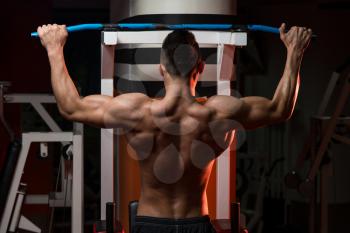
[135,215,211,225]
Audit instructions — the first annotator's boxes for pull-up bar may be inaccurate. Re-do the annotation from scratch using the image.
[31,23,316,37]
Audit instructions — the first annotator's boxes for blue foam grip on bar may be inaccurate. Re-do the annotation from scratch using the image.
[169,24,233,30]
[31,23,104,37]
[248,25,317,38]
[247,25,280,34]
[118,23,158,29]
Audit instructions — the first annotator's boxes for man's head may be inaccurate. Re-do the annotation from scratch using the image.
[160,30,204,81]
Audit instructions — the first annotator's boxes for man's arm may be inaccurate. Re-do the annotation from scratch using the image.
[37,24,148,129]
[207,23,312,130]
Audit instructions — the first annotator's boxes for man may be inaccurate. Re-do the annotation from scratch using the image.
[37,23,312,233]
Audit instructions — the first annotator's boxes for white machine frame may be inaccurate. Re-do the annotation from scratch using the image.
[0,94,84,233]
[100,30,247,220]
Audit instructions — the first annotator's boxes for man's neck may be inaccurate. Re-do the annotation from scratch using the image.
[164,75,196,101]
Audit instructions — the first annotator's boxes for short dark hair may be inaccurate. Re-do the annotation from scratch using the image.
[161,30,201,78]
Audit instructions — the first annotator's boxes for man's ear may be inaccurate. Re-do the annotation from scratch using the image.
[198,60,205,74]
[159,64,166,77]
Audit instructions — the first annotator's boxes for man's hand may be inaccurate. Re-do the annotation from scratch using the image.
[279,23,312,54]
[37,24,68,53]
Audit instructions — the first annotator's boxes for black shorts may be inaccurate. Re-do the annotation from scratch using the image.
[133,215,217,233]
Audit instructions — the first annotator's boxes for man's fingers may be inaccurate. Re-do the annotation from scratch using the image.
[37,26,44,37]
[59,24,67,31]
[38,24,67,35]
[300,27,308,35]
[297,27,305,34]
[302,28,312,38]
[307,30,313,40]
[290,26,297,33]
[279,23,286,34]
[307,28,313,37]
[279,23,286,39]
[41,25,48,34]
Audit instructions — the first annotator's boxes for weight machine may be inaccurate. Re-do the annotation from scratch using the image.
[0,82,84,233]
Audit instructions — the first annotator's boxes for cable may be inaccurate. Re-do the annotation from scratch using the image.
[62,162,70,233]
[48,156,63,233]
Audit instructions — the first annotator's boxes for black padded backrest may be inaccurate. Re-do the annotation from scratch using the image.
[129,200,139,233]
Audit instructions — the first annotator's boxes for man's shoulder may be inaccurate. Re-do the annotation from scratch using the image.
[118,92,150,99]
[205,95,244,119]
[116,93,152,105]
[111,93,153,118]
[205,95,241,108]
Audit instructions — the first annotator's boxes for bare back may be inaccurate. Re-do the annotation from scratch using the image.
[124,96,235,219]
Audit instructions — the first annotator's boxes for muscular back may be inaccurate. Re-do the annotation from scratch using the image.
[123,96,236,218]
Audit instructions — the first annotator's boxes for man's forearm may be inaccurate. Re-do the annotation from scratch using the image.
[47,49,81,117]
[272,49,303,119]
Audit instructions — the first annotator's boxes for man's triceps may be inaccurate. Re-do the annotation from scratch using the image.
[238,96,286,129]
[208,95,277,130]
[61,94,135,129]
[64,95,113,127]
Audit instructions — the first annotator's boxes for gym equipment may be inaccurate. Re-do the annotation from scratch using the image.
[94,202,124,233]
[0,82,14,140]
[285,58,350,233]
[306,72,350,233]
[0,140,22,216]
[128,201,138,233]
[285,58,350,192]
[0,91,84,233]
[0,82,22,229]
[231,202,241,233]
[237,154,284,233]
[30,23,317,38]
[0,82,26,232]
[305,75,350,188]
